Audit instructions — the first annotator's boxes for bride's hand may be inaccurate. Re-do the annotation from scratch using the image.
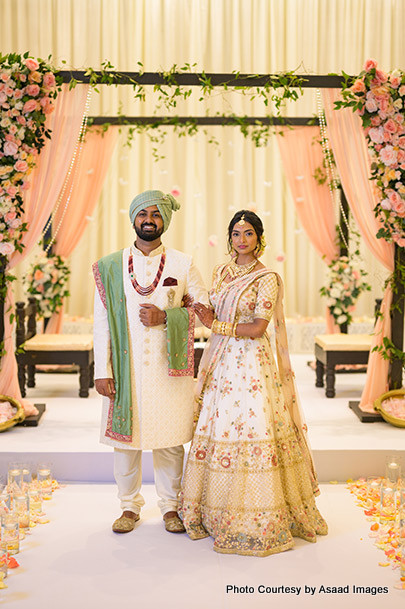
[193,302,215,329]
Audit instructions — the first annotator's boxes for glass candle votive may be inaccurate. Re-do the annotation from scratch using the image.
[27,488,42,515]
[7,464,22,493]
[37,465,52,500]
[13,494,30,529]
[385,456,402,488]
[380,483,396,523]
[367,476,382,507]
[1,514,19,555]
[20,464,32,491]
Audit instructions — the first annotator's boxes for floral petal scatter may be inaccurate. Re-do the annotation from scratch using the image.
[0,53,60,259]
[347,478,404,576]
[339,59,405,245]
[23,252,70,317]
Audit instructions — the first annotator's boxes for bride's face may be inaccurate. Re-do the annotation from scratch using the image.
[231,221,258,257]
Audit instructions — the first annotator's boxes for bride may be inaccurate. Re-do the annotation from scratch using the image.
[179,209,327,556]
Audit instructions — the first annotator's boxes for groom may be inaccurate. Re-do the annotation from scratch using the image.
[93,190,208,534]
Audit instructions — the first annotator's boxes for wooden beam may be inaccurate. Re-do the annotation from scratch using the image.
[58,71,345,88]
[89,116,319,126]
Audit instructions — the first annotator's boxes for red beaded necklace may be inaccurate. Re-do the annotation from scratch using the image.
[128,249,166,296]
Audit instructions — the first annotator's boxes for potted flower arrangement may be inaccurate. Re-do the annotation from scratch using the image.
[24,253,70,318]
[320,255,371,326]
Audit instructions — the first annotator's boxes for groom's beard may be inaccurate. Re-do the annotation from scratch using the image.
[135,223,164,241]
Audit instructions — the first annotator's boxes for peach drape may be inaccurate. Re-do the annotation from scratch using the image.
[45,127,118,333]
[0,84,89,412]
[322,89,395,413]
[276,126,339,333]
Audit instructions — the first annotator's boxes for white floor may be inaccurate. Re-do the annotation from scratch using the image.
[1,354,405,607]
[1,484,404,609]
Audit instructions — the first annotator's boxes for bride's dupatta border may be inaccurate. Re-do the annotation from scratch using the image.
[194,266,319,491]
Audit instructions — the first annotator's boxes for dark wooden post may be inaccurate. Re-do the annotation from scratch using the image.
[338,187,349,334]
[389,244,405,390]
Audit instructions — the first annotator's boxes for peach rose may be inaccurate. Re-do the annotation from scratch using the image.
[13,88,23,100]
[9,218,22,229]
[28,71,42,84]
[399,85,405,96]
[0,241,15,256]
[34,269,44,281]
[371,115,381,126]
[43,72,56,89]
[390,75,401,89]
[26,84,40,97]
[16,115,26,126]
[375,69,388,83]
[368,127,384,144]
[25,58,39,71]
[365,98,378,113]
[0,92,7,104]
[392,199,405,217]
[5,211,17,222]
[14,160,28,173]
[364,59,378,72]
[3,141,18,156]
[41,99,54,114]
[380,145,397,166]
[23,99,37,114]
[21,180,30,191]
[6,186,17,198]
[351,79,365,93]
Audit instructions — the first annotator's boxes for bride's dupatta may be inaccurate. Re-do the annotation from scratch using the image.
[194,266,318,489]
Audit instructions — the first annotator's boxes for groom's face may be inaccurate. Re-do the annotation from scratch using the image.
[134,205,164,241]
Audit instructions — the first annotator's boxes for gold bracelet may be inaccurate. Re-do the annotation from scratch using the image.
[212,319,234,336]
[232,323,238,337]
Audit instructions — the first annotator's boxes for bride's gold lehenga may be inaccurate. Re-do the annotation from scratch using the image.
[179,266,328,557]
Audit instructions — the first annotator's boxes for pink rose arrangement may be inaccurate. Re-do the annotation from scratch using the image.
[338,59,405,245]
[320,255,371,326]
[0,53,60,260]
[24,252,70,317]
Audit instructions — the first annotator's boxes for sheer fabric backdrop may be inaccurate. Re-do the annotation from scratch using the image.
[2,0,403,318]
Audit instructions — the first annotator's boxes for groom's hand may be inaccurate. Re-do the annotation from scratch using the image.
[139,303,166,326]
[95,378,116,399]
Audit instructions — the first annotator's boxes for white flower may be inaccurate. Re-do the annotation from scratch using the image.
[337,314,348,324]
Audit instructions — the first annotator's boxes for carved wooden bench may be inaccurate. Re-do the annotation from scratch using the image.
[314,333,373,398]
[16,298,94,398]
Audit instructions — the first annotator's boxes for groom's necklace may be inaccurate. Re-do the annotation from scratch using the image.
[128,248,166,296]
[227,258,257,279]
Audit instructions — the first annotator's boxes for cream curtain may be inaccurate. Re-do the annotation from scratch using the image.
[2,0,403,318]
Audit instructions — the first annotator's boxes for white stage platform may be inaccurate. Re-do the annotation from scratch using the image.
[1,354,403,483]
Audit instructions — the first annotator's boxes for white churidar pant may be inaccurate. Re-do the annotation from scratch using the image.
[114,445,185,515]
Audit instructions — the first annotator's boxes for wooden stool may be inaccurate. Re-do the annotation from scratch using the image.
[16,299,94,398]
[314,333,373,398]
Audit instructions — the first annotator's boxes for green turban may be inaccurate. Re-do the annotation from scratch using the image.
[129,190,180,232]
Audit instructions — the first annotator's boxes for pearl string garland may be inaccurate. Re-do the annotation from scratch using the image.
[42,87,93,253]
[316,88,350,251]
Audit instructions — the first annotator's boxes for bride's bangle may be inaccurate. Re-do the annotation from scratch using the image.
[211,319,234,337]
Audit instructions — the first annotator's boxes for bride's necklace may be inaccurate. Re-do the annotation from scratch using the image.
[128,248,166,296]
[227,258,257,279]
[215,258,257,292]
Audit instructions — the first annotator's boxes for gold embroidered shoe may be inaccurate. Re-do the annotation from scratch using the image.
[112,511,140,534]
[163,512,186,534]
